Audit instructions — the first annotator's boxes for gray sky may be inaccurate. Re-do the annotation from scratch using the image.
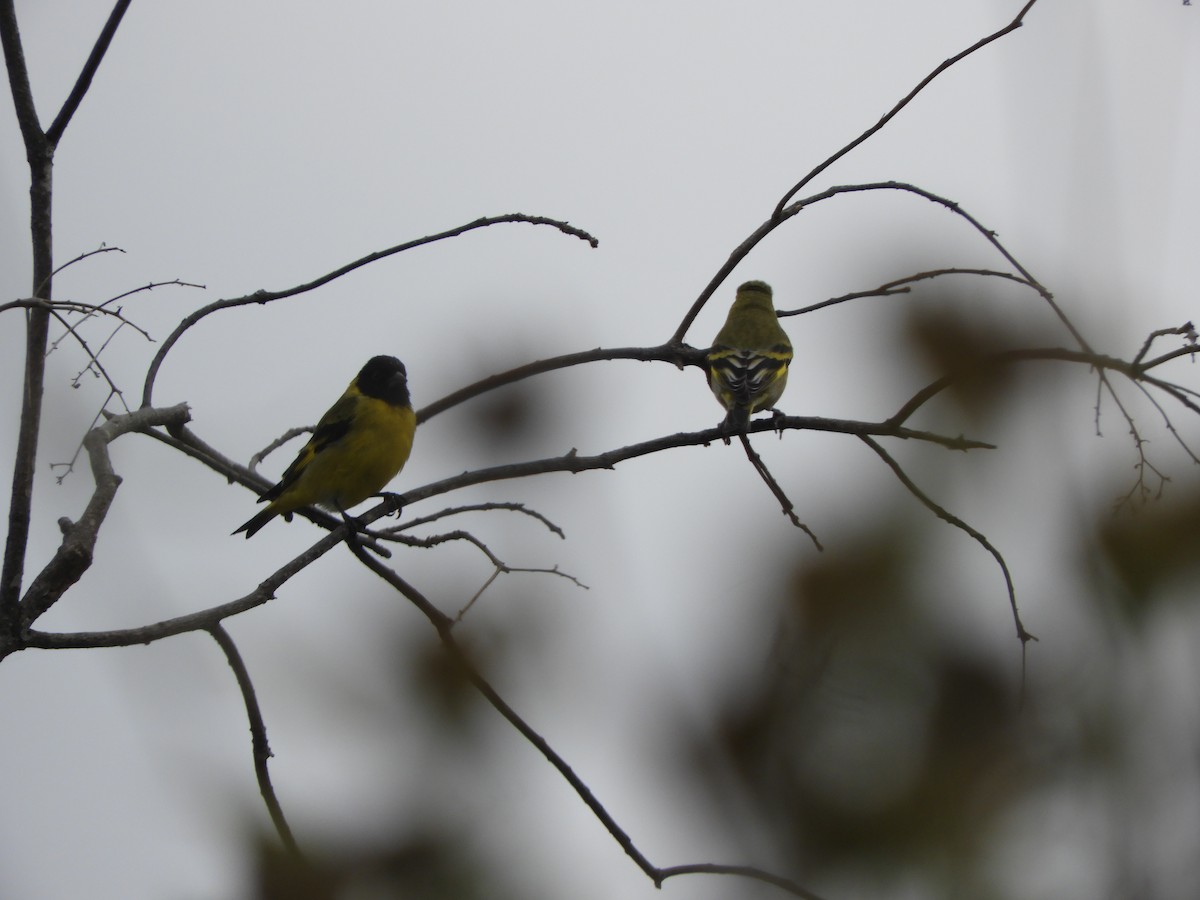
[2,2,1199,898]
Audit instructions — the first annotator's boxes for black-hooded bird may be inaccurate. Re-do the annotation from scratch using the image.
[234,355,415,538]
[706,280,793,432]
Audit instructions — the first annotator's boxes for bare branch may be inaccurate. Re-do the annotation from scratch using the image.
[45,0,133,147]
[1123,381,1196,494]
[46,308,132,412]
[886,346,1138,428]
[394,502,567,539]
[1,298,154,349]
[207,623,304,860]
[1133,322,1198,368]
[344,543,822,898]
[808,183,1088,352]
[141,214,599,408]
[391,415,995,519]
[0,8,137,619]
[420,342,703,423]
[247,426,313,475]
[49,398,116,484]
[19,403,192,628]
[736,431,823,550]
[42,244,126,294]
[671,180,1062,346]
[773,0,1039,217]
[875,340,1200,510]
[51,276,204,343]
[670,0,1041,345]
[656,863,831,900]
[779,267,1041,318]
[23,522,348,649]
[379,526,582,585]
[859,435,1035,647]
[455,569,502,622]
[0,0,46,155]
[422,345,700,427]
[452,557,588,623]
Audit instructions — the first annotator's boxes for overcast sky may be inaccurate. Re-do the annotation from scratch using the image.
[2,2,1199,899]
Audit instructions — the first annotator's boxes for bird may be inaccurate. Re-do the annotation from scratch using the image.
[706,280,793,433]
[234,355,416,538]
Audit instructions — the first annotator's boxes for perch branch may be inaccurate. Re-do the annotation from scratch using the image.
[418,342,703,424]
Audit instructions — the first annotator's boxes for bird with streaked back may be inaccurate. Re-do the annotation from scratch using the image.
[706,280,793,432]
[234,355,416,538]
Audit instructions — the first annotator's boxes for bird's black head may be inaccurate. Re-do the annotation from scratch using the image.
[356,355,410,407]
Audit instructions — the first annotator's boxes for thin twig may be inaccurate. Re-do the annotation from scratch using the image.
[377,527,587,598]
[393,502,566,539]
[1133,322,1197,368]
[672,180,1060,346]
[142,214,599,408]
[248,426,313,475]
[737,432,823,550]
[772,1,1039,217]
[42,244,127,295]
[49,400,114,484]
[779,267,1040,318]
[44,308,131,412]
[858,435,1035,648]
[40,298,153,346]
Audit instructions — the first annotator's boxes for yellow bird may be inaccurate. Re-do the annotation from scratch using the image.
[706,280,793,431]
[234,355,416,538]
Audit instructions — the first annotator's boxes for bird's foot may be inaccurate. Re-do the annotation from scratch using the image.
[768,407,787,438]
[375,491,405,518]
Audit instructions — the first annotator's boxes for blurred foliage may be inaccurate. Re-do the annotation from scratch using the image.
[698,518,1025,894]
[1097,486,1200,624]
[254,826,515,900]
[903,286,1057,427]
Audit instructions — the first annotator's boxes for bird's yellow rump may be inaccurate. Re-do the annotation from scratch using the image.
[234,355,416,538]
[706,280,793,431]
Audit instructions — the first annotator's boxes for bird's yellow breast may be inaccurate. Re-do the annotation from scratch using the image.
[272,396,415,514]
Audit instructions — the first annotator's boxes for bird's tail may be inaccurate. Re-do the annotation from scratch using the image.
[232,507,277,539]
[721,406,751,433]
